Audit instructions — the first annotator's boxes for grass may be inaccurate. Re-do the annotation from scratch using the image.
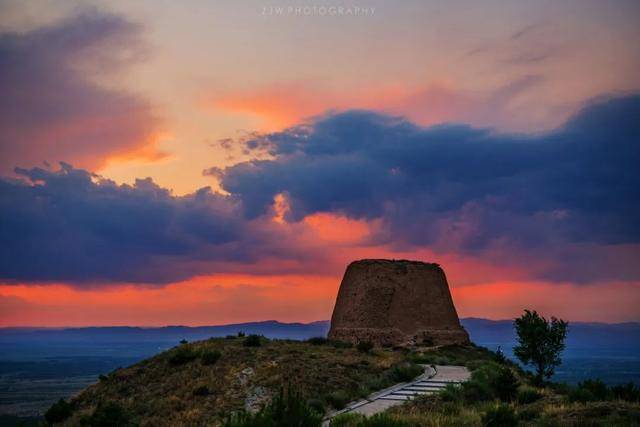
[63,338,406,426]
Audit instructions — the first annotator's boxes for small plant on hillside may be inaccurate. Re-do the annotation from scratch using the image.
[567,386,596,403]
[612,382,640,402]
[307,337,328,345]
[179,339,188,344]
[578,379,610,400]
[45,398,74,424]
[243,334,263,347]
[80,402,132,426]
[513,309,568,385]
[326,390,351,410]
[237,331,245,337]
[224,386,322,427]
[330,412,366,426]
[201,349,222,365]
[495,346,507,364]
[517,386,543,404]
[168,346,199,365]
[357,341,374,353]
[388,362,423,383]
[482,403,518,427]
[490,367,519,402]
[330,340,353,349]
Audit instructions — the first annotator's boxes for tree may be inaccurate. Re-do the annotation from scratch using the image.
[513,309,568,385]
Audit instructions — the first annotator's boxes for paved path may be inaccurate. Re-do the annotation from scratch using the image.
[322,365,470,425]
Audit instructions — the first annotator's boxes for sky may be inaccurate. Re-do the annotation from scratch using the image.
[1,0,639,326]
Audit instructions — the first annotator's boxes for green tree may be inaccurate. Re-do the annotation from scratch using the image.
[513,309,568,385]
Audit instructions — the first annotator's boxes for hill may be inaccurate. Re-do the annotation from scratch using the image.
[47,338,640,426]
[57,335,414,426]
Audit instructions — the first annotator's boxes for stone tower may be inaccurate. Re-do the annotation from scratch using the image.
[328,259,470,346]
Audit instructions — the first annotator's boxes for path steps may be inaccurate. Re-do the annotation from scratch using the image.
[322,365,470,425]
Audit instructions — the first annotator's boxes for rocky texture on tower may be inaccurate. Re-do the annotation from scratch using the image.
[328,259,470,347]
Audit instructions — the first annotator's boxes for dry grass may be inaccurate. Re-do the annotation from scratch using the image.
[63,337,404,426]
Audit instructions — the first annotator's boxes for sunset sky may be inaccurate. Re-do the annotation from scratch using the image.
[1,0,639,326]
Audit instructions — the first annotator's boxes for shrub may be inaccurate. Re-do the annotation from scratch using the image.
[237,331,245,337]
[201,350,222,365]
[80,402,132,427]
[363,413,415,426]
[45,398,74,424]
[330,413,366,426]
[243,334,263,347]
[168,346,199,365]
[388,363,423,383]
[179,339,188,344]
[330,340,353,349]
[516,386,543,404]
[461,379,493,403]
[224,387,322,427]
[98,374,108,382]
[193,385,210,396]
[307,398,325,415]
[226,334,237,339]
[307,337,328,345]
[490,367,519,402]
[567,387,596,403]
[326,390,351,410]
[481,403,518,427]
[357,341,374,353]
[578,379,610,401]
[494,346,507,364]
[440,383,463,402]
[611,382,640,402]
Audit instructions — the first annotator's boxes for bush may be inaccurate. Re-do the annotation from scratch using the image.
[440,383,463,402]
[516,386,543,404]
[201,350,222,365]
[243,334,263,347]
[307,337,328,345]
[80,402,132,427]
[481,403,518,427]
[326,390,351,410]
[357,341,374,353]
[461,379,493,403]
[567,387,596,403]
[388,363,423,383]
[98,374,108,382]
[494,346,507,364]
[307,398,325,415]
[363,413,415,426]
[168,346,199,365]
[45,398,74,424]
[611,382,640,402]
[179,339,188,344]
[490,367,519,402]
[224,387,322,427]
[226,334,237,339]
[578,379,610,401]
[237,331,245,337]
[330,340,353,349]
[330,413,366,426]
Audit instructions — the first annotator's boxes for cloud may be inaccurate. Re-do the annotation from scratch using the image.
[2,94,638,286]
[0,11,165,174]
[216,94,640,282]
[0,163,322,284]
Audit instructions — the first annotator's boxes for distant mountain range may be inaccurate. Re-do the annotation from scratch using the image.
[2,318,639,352]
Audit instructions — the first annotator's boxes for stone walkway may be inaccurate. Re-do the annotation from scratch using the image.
[322,365,470,425]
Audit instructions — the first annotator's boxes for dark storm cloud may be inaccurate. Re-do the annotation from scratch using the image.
[217,94,640,280]
[0,11,162,173]
[0,164,297,284]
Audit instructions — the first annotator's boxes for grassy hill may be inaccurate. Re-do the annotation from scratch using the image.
[47,336,640,426]
[55,335,415,426]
